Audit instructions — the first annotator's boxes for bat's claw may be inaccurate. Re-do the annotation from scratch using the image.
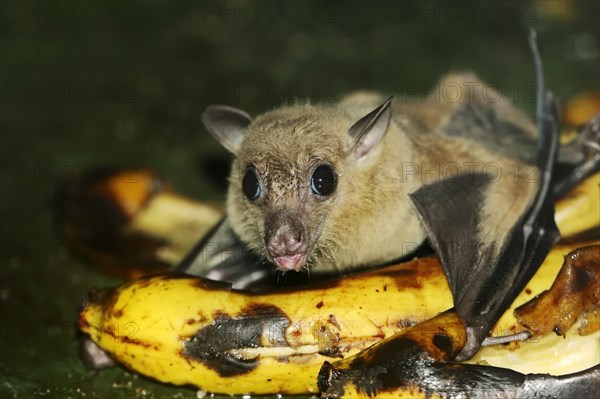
[481,331,531,346]
[555,113,600,197]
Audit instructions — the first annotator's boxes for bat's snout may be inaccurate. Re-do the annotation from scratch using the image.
[265,210,309,271]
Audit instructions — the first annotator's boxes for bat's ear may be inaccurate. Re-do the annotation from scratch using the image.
[202,105,252,154]
[346,95,393,159]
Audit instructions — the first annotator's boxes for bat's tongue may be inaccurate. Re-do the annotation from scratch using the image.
[274,254,306,271]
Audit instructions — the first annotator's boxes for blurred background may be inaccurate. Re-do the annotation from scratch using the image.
[1,1,598,397]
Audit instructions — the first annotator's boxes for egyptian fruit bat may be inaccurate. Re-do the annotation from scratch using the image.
[179,34,597,360]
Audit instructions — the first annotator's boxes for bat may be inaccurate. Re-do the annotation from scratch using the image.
[177,32,597,360]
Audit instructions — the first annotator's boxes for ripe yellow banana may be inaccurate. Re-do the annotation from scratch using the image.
[555,172,599,238]
[79,242,599,395]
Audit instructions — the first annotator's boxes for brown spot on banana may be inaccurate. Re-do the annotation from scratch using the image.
[183,304,290,377]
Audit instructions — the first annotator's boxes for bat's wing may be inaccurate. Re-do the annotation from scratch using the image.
[174,218,272,290]
[409,32,561,360]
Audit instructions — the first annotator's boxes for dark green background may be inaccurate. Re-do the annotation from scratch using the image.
[1,1,598,398]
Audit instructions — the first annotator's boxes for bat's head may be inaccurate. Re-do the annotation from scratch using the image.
[202,97,392,272]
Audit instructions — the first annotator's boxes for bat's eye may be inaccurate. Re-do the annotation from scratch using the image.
[311,165,336,197]
[242,169,261,201]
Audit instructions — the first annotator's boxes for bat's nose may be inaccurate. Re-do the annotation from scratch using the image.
[267,233,307,271]
[265,210,308,270]
[267,231,303,256]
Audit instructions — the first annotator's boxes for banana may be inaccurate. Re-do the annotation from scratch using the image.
[555,172,600,238]
[52,169,222,278]
[467,243,600,375]
[67,163,598,395]
[79,256,451,395]
[318,245,600,398]
[318,310,600,399]
[79,242,599,395]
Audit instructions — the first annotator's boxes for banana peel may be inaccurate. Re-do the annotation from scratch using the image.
[319,311,600,399]
[318,245,600,398]
[64,167,599,395]
[79,256,452,394]
[79,243,599,395]
[52,168,221,278]
[555,172,600,238]
[466,244,600,375]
